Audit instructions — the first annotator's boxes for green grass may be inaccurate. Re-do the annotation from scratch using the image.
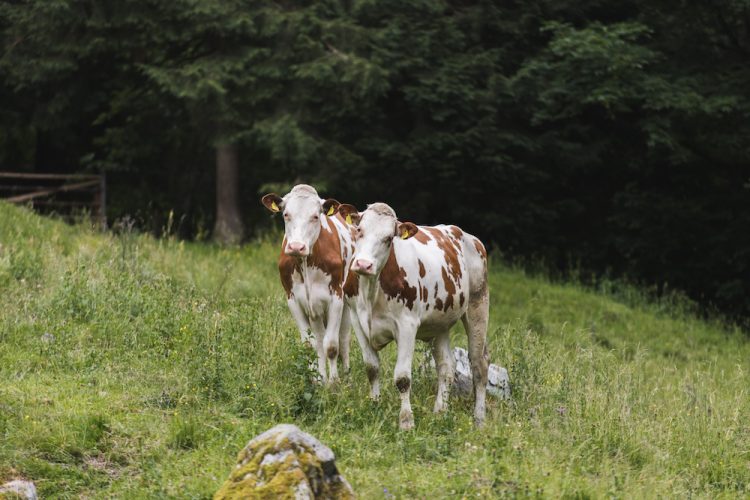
[0,202,748,498]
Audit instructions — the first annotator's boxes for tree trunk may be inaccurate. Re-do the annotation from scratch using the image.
[213,142,245,244]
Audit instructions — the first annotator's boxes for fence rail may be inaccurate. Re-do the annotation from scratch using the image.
[0,171,106,227]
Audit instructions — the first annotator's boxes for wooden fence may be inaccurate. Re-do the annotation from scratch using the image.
[0,172,106,227]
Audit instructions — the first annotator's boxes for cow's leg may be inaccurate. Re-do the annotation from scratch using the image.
[309,315,328,383]
[432,330,454,413]
[339,304,352,374]
[350,309,380,399]
[394,322,418,430]
[462,284,490,426]
[287,299,312,346]
[323,298,344,385]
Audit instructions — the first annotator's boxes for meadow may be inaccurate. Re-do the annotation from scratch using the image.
[0,202,748,498]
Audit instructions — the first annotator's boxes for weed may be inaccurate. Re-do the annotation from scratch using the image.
[0,202,748,498]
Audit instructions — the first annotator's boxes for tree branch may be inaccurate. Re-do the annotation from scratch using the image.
[324,41,350,61]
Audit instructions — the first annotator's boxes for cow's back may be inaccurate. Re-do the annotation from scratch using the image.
[384,224,484,334]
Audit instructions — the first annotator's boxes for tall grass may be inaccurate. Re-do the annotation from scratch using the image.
[0,202,748,498]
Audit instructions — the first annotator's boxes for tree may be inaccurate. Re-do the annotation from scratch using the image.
[214,141,243,243]
[2,0,748,319]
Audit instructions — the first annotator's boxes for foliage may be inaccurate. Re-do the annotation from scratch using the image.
[0,0,748,318]
[0,204,748,497]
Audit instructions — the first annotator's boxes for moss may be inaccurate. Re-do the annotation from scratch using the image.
[214,428,354,499]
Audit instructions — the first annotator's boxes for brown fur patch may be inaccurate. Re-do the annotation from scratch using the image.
[395,376,410,393]
[459,292,465,308]
[426,227,463,282]
[307,219,344,297]
[449,225,463,239]
[441,267,456,310]
[435,297,444,311]
[444,294,454,311]
[413,229,431,245]
[421,285,429,303]
[418,260,426,278]
[441,267,457,296]
[344,269,359,298]
[278,254,300,298]
[327,345,338,360]
[278,237,302,298]
[379,247,417,310]
[473,238,487,260]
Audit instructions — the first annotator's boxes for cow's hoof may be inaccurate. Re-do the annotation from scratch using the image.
[368,385,380,401]
[399,411,414,431]
[399,419,414,431]
[433,402,448,414]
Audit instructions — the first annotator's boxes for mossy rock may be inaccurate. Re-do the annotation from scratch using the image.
[214,424,354,499]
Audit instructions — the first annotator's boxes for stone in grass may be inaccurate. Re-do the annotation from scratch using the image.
[427,347,511,400]
[214,424,354,500]
[0,480,38,500]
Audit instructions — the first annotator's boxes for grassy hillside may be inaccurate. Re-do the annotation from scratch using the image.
[1,203,748,498]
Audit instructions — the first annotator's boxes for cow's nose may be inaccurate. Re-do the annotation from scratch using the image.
[286,241,307,256]
[353,259,375,275]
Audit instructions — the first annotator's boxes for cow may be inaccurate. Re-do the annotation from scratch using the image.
[261,184,354,385]
[337,202,490,430]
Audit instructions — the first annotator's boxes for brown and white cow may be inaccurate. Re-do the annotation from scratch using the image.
[261,184,355,384]
[338,202,490,430]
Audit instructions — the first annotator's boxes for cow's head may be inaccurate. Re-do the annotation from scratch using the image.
[261,184,340,257]
[339,202,418,276]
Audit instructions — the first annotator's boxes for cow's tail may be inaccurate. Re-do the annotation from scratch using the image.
[460,234,489,426]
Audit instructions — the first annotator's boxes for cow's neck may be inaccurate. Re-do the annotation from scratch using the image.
[299,220,325,313]
[355,273,380,337]
[357,274,380,303]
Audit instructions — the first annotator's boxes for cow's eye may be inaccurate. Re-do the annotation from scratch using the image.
[283,212,290,219]
[382,236,392,243]
[312,214,319,221]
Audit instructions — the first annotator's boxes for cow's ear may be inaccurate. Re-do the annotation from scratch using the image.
[261,193,283,213]
[397,222,418,240]
[322,198,340,217]
[337,204,361,225]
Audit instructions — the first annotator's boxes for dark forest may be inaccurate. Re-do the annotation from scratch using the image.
[1,0,748,320]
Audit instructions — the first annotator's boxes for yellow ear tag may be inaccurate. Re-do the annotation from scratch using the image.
[327,206,335,216]
[271,201,279,212]
[401,230,409,239]
[345,214,352,225]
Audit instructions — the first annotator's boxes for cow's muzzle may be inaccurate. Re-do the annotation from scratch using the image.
[285,241,309,257]
[351,258,375,276]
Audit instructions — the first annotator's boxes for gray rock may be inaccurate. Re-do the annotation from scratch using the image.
[427,347,511,400]
[0,480,38,500]
[214,424,354,499]
[488,362,511,400]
